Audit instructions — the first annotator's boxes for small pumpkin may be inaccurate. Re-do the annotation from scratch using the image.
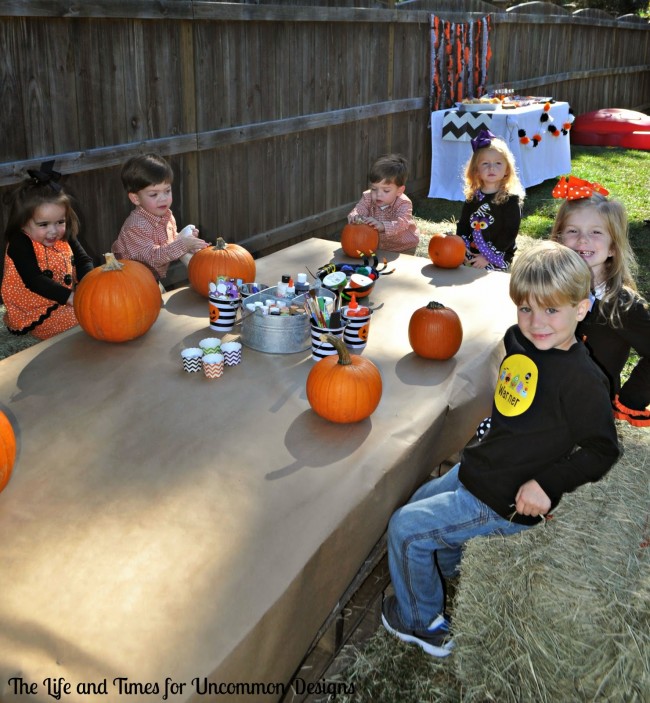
[188,237,256,297]
[341,223,380,259]
[428,232,467,269]
[0,411,16,493]
[408,301,463,360]
[306,334,382,423]
[74,253,162,342]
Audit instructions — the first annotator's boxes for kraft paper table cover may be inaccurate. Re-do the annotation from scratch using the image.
[0,238,516,702]
[428,101,572,201]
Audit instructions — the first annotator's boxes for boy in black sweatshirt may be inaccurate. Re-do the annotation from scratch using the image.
[382,241,620,658]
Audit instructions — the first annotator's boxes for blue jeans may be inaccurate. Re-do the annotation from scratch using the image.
[387,464,532,631]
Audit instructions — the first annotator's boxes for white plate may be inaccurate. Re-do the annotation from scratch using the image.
[456,103,499,113]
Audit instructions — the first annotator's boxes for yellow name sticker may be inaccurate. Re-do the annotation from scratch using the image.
[494,354,538,416]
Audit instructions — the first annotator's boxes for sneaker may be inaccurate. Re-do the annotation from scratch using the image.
[380,594,454,658]
[612,395,650,428]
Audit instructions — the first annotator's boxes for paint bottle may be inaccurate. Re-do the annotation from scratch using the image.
[295,273,310,295]
[276,274,290,298]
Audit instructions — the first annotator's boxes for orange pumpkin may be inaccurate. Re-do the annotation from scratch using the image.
[341,223,380,259]
[0,411,16,493]
[408,301,463,359]
[74,253,162,342]
[188,237,256,297]
[428,232,467,269]
[306,334,382,423]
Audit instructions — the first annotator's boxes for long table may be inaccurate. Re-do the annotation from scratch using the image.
[428,101,572,201]
[0,238,516,702]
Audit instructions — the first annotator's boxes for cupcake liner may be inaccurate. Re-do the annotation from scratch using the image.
[221,341,242,366]
[202,353,225,378]
[199,337,222,355]
[203,362,224,378]
[181,347,203,372]
[182,358,203,373]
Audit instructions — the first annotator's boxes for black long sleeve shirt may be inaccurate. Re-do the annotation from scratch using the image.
[459,325,620,526]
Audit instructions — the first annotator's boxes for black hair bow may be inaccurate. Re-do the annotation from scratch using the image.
[27,160,62,192]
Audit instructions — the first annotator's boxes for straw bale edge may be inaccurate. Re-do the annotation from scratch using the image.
[453,424,650,703]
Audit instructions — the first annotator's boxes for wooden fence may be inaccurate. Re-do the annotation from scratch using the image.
[1,0,648,267]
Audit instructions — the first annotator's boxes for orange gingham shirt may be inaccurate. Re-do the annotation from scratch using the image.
[348,191,420,252]
[111,206,186,279]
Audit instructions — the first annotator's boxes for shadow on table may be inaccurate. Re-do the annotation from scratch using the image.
[330,247,401,265]
[164,287,205,317]
[419,261,491,285]
[395,352,458,387]
[266,410,371,480]
[9,331,146,401]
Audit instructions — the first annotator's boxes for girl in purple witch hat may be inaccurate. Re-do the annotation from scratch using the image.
[456,129,525,271]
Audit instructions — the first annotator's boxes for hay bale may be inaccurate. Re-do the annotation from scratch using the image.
[453,424,650,703]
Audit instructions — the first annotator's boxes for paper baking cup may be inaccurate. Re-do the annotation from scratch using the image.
[202,353,224,378]
[199,337,222,355]
[181,347,203,373]
[221,341,242,366]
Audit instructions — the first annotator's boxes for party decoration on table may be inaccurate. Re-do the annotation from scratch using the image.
[181,347,203,373]
[552,175,609,201]
[202,353,224,379]
[442,111,492,142]
[306,334,382,423]
[73,254,161,342]
[340,223,380,258]
[539,102,553,123]
[540,103,560,137]
[310,320,346,361]
[199,337,221,355]
[240,284,331,354]
[517,102,573,147]
[208,279,241,332]
[518,128,542,148]
[0,411,16,493]
[341,294,372,352]
[221,341,242,366]
[561,109,575,136]
[316,255,393,302]
[188,237,256,298]
[408,301,463,360]
[239,282,269,300]
[430,14,492,111]
[428,232,467,269]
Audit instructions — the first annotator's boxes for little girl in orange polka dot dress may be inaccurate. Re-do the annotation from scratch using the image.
[1,162,94,340]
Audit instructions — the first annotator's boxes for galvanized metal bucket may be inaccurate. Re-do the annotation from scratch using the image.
[240,286,334,354]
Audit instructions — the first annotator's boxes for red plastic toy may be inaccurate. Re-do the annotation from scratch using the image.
[571,108,650,150]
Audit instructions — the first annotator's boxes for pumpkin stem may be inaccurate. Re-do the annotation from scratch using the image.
[102,253,125,271]
[214,237,227,250]
[320,333,352,365]
[426,301,446,310]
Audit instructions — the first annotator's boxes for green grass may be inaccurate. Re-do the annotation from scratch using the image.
[413,145,650,298]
